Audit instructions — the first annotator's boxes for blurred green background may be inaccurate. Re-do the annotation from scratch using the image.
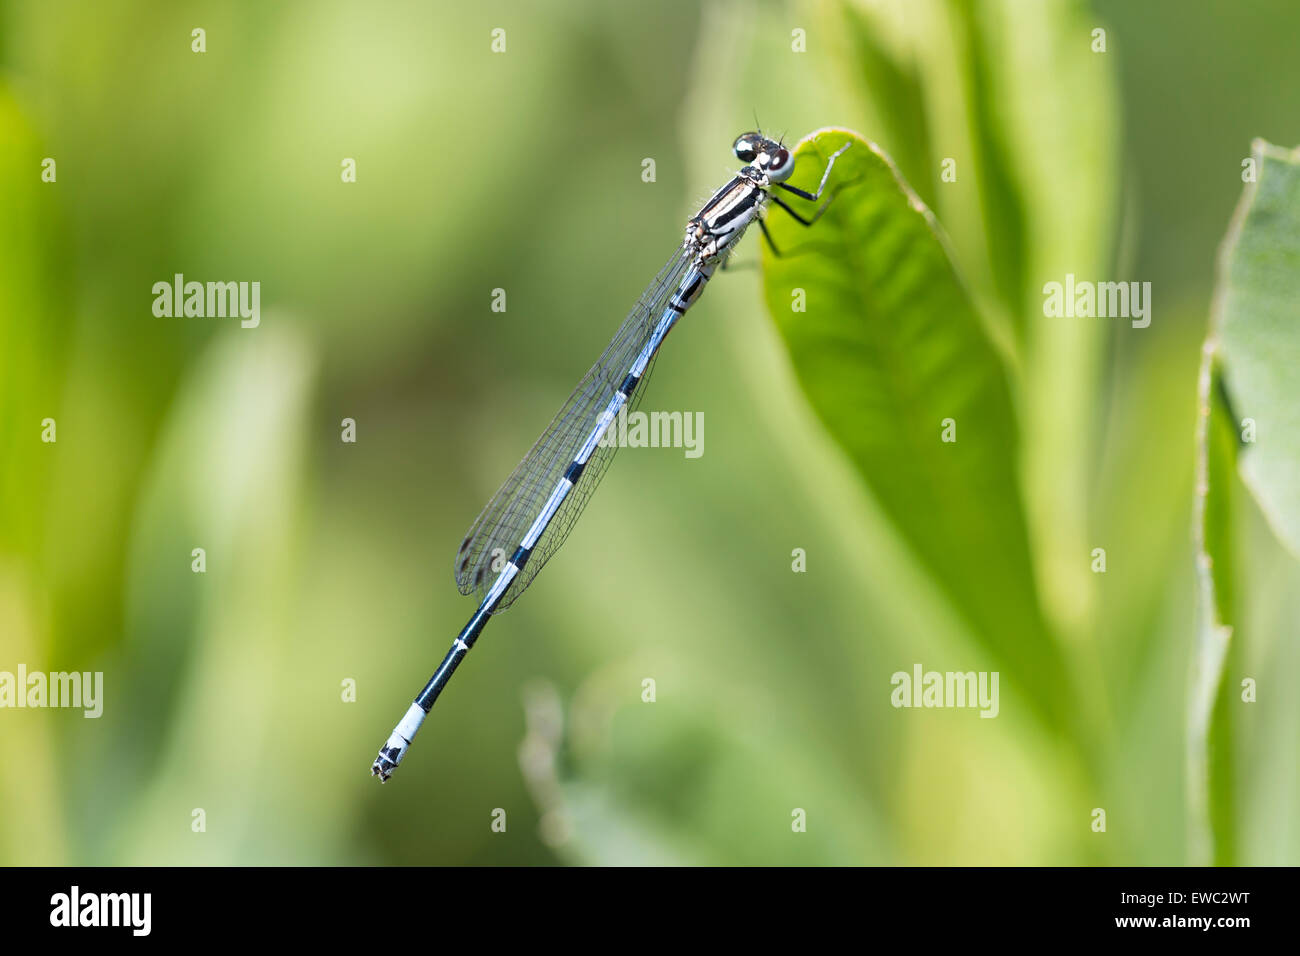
[1,0,1297,865]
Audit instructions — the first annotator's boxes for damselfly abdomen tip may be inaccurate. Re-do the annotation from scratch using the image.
[371,702,427,781]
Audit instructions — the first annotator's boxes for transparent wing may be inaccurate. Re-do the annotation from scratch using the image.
[454,245,693,610]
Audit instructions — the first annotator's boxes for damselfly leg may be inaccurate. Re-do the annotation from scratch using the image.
[760,140,857,257]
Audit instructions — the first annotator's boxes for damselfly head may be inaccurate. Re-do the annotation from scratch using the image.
[732,131,794,184]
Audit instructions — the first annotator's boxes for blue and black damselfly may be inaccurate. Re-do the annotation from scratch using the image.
[372,131,852,781]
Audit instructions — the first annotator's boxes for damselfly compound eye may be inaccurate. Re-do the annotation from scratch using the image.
[733,132,761,163]
[765,147,795,183]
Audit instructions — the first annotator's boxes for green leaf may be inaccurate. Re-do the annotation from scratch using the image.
[835,3,936,211]
[966,0,1119,646]
[0,86,67,558]
[1217,141,1300,557]
[1190,357,1239,866]
[0,84,71,863]
[1194,138,1300,864]
[811,0,1120,645]
[946,0,1029,332]
[761,128,1069,728]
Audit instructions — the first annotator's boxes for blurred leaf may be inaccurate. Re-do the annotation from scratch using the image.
[1217,141,1300,556]
[111,327,318,864]
[965,0,1119,320]
[521,663,890,865]
[947,0,1027,334]
[1190,357,1239,866]
[0,84,67,556]
[835,3,935,210]
[816,0,1120,644]
[761,128,1069,728]
[0,84,72,865]
[1193,139,1300,864]
[972,0,1119,644]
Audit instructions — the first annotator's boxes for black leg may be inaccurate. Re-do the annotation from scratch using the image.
[770,194,814,227]
[771,190,847,230]
[778,141,852,202]
[769,141,857,229]
[777,182,820,202]
[758,217,782,257]
[720,252,757,271]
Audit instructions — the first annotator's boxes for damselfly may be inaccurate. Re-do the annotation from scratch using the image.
[372,130,852,781]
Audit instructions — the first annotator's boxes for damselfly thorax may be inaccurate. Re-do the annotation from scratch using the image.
[687,170,769,265]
